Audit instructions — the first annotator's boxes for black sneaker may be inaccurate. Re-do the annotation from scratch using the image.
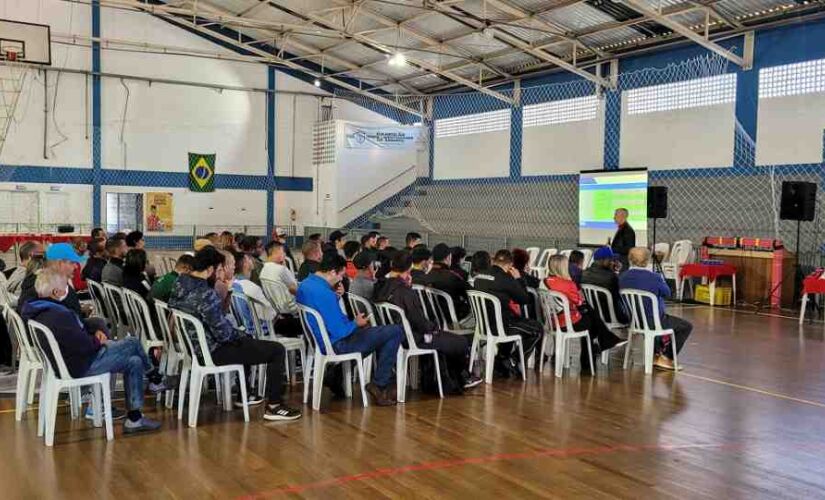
[463,375,483,389]
[234,394,265,408]
[123,416,162,434]
[263,403,302,421]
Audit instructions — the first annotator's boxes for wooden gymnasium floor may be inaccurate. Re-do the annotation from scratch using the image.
[2,304,825,499]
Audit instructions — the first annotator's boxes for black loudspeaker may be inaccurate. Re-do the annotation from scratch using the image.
[57,225,75,234]
[647,186,668,219]
[780,181,816,221]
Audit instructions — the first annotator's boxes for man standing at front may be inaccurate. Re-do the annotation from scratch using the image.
[610,208,635,269]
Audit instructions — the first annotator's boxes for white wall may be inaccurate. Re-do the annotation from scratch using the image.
[756,92,825,165]
[434,131,510,179]
[522,105,604,175]
[0,182,92,229]
[620,102,736,170]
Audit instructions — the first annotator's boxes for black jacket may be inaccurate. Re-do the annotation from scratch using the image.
[611,223,636,258]
[410,269,428,285]
[18,272,83,317]
[373,277,436,343]
[82,256,107,283]
[425,262,470,320]
[581,265,628,323]
[472,266,529,323]
[297,260,319,281]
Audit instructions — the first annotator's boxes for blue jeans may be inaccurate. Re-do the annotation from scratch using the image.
[84,337,152,411]
[334,325,402,388]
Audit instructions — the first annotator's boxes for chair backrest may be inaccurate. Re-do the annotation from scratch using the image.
[230,290,271,339]
[620,289,664,333]
[153,299,180,356]
[539,289,577,335]
[654,243,671,261]
[284,255,296,273]
[581,284,625,327]
[28,320,72,380]
[559,249,573,258]
[524,286,542,323]
[411,284,432,320]
[536,248,557,271]
[5,305,39,364]
[0,284,14,309]
[580,249,593,269]
[102,283,128,329]
[667,240,693,266]
[424,287,460,331]
[260,278,295,315]
[296,303,334,356]
[165,256,178,275]
[122,288,161,344]
[525,247,540,268]
[86,279,110,320]
[467,290,507,339]
[346,293,377,327]
[374,302,419,350]
[171,308,215,367]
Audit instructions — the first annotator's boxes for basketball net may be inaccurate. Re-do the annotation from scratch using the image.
[0,54,28,159]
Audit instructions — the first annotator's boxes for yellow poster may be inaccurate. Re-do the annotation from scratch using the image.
[145,192,173,233]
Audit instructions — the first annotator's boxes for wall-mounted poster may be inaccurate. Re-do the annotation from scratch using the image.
[145,192,173,232]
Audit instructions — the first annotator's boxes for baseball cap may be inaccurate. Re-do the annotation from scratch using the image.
[329,229,347,242]
[593,246,615,261]
[432,243,451,262]
[45,243,83,264]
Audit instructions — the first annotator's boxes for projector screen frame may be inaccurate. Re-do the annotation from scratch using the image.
[577,167,649,248]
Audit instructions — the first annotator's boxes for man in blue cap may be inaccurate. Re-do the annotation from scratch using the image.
[581,246,628,323]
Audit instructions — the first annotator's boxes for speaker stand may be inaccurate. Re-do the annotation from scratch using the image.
[650,217,664,277]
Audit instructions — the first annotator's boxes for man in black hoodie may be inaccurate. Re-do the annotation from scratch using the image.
[472,249,542,377]
[373,252,481,392]
[425,243,471,322]
[22,268,164,434]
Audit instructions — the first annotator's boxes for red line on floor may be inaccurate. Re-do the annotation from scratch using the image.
[236,441,740,498]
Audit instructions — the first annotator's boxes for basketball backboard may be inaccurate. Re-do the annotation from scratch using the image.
[0,19,50,65]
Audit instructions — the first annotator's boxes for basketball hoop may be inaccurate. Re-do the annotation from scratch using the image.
[4,48,20,62]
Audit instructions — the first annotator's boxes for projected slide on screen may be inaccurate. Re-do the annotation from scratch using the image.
[579,170,648,247]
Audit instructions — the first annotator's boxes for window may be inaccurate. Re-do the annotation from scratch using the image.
[106,193,143,233]
[626,73,736,115]
[523,95,599,128]
[435,108,510,138]
[760,58,825,99]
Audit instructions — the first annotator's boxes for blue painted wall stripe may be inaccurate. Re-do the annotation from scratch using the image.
[266,66,276,240]
[510,104,522,179]
[91,0,102,227]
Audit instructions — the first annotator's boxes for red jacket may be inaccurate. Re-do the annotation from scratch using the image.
[345,261,357,280]
[544,276,582,327]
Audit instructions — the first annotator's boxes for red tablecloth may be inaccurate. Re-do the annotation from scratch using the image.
[679,263,737,281]
[802,269,825,295]
[0,234,91,252]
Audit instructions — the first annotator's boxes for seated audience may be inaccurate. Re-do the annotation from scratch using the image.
[308,233,322,242]
[343,241,361,279]
[470,250,491,278]
[82,239,107,284]
[376,246,397,281]
[512,248,540,289]
[102,237,127,285]
[169,247,301,420]
[296,240,322,281]
[91,227,107,241]
[258,241,301,337]
[373,252,480,393]
[260,241,298,293]
[214,250,235,314]
[410,246,432,285]
[122,249,152,300]
[581,247,627,324]
[619,247,692,371]
[151,254,194,303]
[450,246,469,281]
[296,253,403,406]
[377,236,390,250]
[405,232,422,250]
[568,250,585,287]
[349,252,377,299]
[220,231,236,251]
[204,232,221,247]
[327,230,348,257]
[472,250,542,377]
[544,254,623,374]
[126,231,145,250]
[272,227,294,263]
[232,251,277,333]
[194,238,213,252]
[239,236,265,284]
[7,240,43,296]
[22,269,165,433]
[426,243,471,321]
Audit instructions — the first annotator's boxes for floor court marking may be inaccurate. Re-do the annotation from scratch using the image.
[236,441,742,498]
[679,372,825,409]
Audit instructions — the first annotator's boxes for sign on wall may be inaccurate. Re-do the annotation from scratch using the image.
[145,192,173,232]
[344,124,421,150]
[189,153,216,192]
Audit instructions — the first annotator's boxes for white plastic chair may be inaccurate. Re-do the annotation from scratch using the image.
[102,283,129,336]
[86,280,109,320]
[285,255,296,273]
[171,309,249,427]
[296,303,368,411]
[654,243,671,262]
[122,289,164,354]
[154,299,183,409]
[581,284,629,366]
[580,249,593,269]
[620,289,678,374]
[375,302,443,402]
[260,278,298,316]
[559,249,573,259]
[424,287,473,335]
[535,248,557,273]
[539,289,594,378]
[411,284,433,320]
[525,247,540,268]
[661,240,693,299]
[5,306,42,421]
[466,290,526,384]
[28,320,113,446]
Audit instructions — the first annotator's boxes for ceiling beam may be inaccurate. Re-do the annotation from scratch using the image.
[621,0,745,66]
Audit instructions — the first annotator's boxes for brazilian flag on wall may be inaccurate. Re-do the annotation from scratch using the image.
[189,153,216,192]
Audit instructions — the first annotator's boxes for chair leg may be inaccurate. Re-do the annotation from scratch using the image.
[312,358,326,412]
[396,349,407,403]
[643,335,654,375]
[342,362,353,399]
[484,341,495,385]
[27,366,38,405]
[238,369,250,423]
[669,333,679,371]
[101,376,114,441]
[585,334,594,375]
[45,381,59,447]
[69,387,81,420]
[623,332,634,370]
[177,366,190,420]
[517,340,526,381]
[222,372,233,411]
[538,334,547,374]
[356,360,368,408]
[800,294,808,324]
[14,363,28,421]
[432,353,444,399]
[555,334,564,378]
[188,372,204,428]
[37,375,49,437]
[92,383,103,428]
[468,335,479,375]
[303,354,313,405]
[409,356,420,390]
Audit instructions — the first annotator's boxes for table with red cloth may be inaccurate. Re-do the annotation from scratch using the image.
[678,262,737,306]
[0,234,91,253]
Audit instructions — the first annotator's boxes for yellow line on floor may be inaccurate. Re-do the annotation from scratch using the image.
[680,372,825,409]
